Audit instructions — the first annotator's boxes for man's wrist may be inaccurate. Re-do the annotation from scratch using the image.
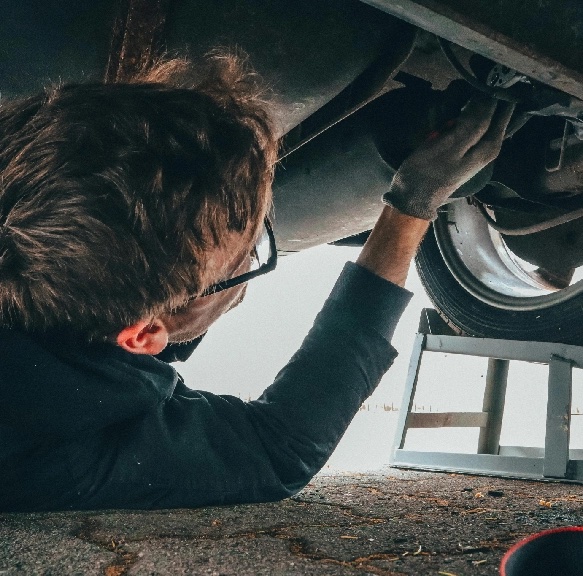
[356,206,430,287]
[381,174,437,221]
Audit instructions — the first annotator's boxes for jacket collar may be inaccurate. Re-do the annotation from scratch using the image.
[0,328,178,438]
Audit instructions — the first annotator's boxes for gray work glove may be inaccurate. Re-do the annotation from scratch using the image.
[382,97,515,220]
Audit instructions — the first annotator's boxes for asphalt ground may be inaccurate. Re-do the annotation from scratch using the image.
[1,468,582,576]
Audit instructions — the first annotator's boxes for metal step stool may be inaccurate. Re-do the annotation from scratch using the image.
[391,309,583,482]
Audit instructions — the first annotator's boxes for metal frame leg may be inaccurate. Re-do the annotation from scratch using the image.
[392,309,583,483]
[543,355,573,478]
[478,358,510,455]
[391,333,426,457]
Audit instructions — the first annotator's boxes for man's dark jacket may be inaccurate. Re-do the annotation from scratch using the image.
[0,263,411,511]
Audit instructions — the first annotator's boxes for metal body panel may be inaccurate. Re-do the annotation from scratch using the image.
[165,0,409,137]
[272,112,395,252]
[0,0,118,98]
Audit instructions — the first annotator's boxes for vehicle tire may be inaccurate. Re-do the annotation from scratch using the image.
[415,199,583,345]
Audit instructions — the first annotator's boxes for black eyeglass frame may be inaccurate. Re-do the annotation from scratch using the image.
[188,218,277,301]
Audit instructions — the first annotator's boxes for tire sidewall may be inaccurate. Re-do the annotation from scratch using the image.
[415,225,583,345]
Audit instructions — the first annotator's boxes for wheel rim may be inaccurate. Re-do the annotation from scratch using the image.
[433,200,583,311]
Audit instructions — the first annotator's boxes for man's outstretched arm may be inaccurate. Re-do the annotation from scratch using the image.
[232,96,516,496]
[4,97,515,512]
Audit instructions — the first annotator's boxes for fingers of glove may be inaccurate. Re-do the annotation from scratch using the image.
[444,96,499,155]
[465,101,516,166]
[414,97,496,162]
[389,98,512,212]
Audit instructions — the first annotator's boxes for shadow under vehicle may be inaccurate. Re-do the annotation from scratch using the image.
[4,0,583,343]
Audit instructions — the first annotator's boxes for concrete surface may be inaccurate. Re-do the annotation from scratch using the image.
[1,468,583,575]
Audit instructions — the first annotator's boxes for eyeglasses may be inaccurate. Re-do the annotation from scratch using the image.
[189,218,277,300]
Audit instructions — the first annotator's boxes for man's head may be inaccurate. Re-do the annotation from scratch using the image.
[0,53,278,346]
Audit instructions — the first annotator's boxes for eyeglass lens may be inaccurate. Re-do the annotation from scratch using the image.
[251,225,271,269]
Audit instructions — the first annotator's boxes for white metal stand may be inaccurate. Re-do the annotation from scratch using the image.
[391,309,583,482]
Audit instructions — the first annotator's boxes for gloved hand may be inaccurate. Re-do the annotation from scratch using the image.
[382,97,515,220]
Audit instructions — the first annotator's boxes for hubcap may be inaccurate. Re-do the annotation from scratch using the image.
[433,200,583,311]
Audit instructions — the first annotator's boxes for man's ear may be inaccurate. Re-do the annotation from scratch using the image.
[116,319,169,355]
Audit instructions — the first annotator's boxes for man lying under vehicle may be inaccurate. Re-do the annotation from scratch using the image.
[0,53,513,511]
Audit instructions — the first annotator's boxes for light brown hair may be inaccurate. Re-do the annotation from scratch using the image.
[0,52,278,339]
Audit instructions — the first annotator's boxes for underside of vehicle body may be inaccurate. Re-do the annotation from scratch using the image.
[3,0,583,343]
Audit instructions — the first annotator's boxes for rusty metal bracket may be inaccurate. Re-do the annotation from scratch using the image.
[361,0,583,101]
[545,120,570,173]
[105,0,172,83]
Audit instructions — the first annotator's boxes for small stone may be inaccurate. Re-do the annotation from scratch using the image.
[487,490,504,498]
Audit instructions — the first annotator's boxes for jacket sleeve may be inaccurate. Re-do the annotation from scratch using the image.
[52,263,412,510]
[242,262,412,494]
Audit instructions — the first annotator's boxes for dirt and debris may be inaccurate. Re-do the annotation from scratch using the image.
[1,468,582,575]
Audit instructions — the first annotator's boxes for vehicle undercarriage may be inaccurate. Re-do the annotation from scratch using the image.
[4,0,583,342]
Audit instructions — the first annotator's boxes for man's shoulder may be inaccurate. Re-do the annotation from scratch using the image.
[0,327,179,437]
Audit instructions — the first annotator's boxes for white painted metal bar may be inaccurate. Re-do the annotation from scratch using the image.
[500,446,583,460]
[477,358,510,455]
[393,450,544,480]
[543,355,573,478]
[391,333,426,452]
[424,335,583,368]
